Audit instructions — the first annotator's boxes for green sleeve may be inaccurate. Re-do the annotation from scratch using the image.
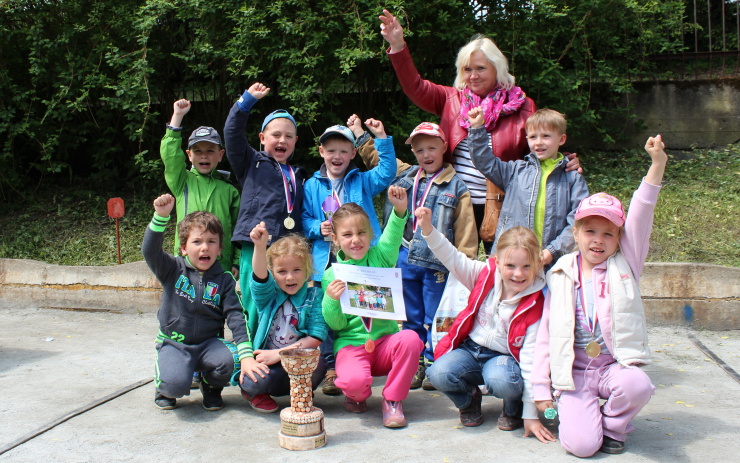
[160,129,188,196]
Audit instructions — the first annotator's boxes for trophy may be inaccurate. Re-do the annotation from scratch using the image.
[278,348,326,450]
[322,196,340,241]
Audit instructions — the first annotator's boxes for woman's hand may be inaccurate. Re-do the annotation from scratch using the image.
[523,418,557,444]
[379,9,405,53]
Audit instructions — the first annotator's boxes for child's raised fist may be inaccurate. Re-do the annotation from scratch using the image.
[645,134,667,164]
[364,118,387,139]
[153,194,175,217]
[173,99,191,116]
[467,106,485,128]
[247,82,271,100]
[387,185,407,216]
[347,114,364,138]
[414,206,433,235]
[249,221,270,247]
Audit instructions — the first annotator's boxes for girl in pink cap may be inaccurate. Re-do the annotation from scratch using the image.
[531,136,668,456]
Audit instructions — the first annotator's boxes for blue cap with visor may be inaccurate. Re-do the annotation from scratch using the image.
[261,109,297,132]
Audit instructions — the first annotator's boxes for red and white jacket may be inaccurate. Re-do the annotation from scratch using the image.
[423,227,546,419]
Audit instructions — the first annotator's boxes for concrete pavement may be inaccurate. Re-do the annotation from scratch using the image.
[1,307,739,462]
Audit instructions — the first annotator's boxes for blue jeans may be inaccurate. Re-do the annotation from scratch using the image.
[426,338,523,415]
[398,247,448,362]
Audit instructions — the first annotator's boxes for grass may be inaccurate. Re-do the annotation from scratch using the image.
[1,143,738,267]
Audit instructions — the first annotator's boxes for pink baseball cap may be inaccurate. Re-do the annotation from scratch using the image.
[575,192,625,227]
[405,122,448,145]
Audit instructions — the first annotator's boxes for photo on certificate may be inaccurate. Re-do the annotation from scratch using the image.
[332,263,406,321]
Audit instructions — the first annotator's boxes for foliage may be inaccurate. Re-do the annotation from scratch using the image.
[0,0,708,199]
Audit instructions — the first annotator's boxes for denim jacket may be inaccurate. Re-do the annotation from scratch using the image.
[382,163,477,272]
[468,126,589,264]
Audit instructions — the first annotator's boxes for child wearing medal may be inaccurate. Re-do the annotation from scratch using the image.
[531,135,668,457]
[302,115,396,396]
[322,187,424,428]
[358,122,477,390]
[224,82,308,338]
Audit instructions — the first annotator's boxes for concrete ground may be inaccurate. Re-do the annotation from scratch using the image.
[1,307,739,462]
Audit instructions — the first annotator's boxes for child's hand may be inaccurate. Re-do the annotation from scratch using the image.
[564,152,583,174]
[347,114,364,139]
[247,82,270,100]
[254,349,281,366]
[645,134,667,165]
[173,99,191,117]
[379,9,405,52]
[320,220,332,237]
[249,221,270,248]
[364,118,387,139]
[523,419,557,444]
[467,106,485,128]
[414,206,434,236]
[239,357,270,384]
[542,249,553,266]
[325,279,346,300]
[231,266,240,280]
[535,400,554,413]
[153,194,175,217]
[387,185,408,216]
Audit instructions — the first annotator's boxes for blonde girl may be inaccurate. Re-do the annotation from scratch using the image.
[531,136,668,456]
[238,224,328,413]
[416,206,555,443]
[322,186,423,428]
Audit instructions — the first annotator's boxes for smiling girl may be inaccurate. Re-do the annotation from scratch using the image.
[238,222,328,414]
[322,186,423,428]
[416,205,555,443]
[532,136,668,456]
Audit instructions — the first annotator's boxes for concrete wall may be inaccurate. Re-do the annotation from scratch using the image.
[627,81,740,149]
[1,258,738,330]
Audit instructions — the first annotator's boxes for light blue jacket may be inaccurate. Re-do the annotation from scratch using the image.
[302,136,396,281]
[250,273,328,350]
[468,126,589,264]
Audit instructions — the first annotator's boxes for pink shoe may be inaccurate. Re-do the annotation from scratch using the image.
[241,390,279,413]
[381,399,407,428]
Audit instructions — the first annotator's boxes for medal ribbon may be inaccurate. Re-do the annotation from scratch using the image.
[361,316,372,334]
[411,167,444,231]
[280,164,296,215]
[575,253,598,336]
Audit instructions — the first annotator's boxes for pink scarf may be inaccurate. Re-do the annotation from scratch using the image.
[458,85,526,132]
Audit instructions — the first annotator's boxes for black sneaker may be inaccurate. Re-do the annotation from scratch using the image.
[154,391,176,410]
[600,436,625,454]
[199,382,224,411]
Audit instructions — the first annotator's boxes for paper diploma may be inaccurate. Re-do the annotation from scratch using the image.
[332,263,406,321]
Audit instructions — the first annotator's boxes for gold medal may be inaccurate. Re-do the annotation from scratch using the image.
[364,339,375,353]
[585,341,601,358]
[284,216,295,229]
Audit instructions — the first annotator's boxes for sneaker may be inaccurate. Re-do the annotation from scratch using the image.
[199,382,224,411]
[421,377,436,391]
[459,387,483,427]
[344,395,368,413]
[600,436,626,454]
[381,399,407,428]
[497,410,523,431]
[410,362,426,390]
[322,370,342,396]
[190,371,202,389]
[241,390,279,413]
[154,391,176,410]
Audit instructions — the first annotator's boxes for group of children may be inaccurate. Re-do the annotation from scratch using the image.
[143,77,667,456]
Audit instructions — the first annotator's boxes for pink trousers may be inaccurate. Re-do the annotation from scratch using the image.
[334,330,423,402]
[558,349,655,457]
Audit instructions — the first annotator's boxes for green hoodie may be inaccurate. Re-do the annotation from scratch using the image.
[160,129,240,270]
[321,209,408,354]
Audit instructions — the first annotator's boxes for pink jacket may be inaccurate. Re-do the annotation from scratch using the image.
[532,180,661,400]
[387,45,535,164]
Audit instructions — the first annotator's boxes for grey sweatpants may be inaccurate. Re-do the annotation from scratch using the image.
[155,337,235,399]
